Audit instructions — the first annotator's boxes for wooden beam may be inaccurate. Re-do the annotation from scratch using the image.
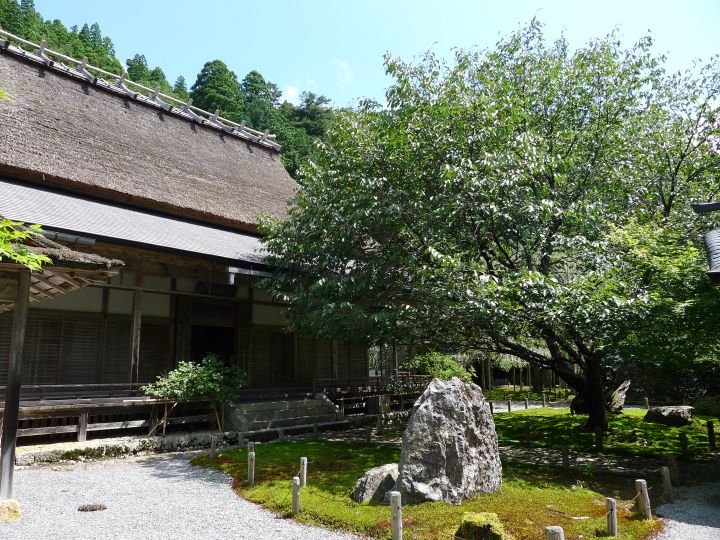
[130,289,142,385]
[0,269,31,500]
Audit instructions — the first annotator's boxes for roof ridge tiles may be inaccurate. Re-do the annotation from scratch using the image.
[0,28,281,153]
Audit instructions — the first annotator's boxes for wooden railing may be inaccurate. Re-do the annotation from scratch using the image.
[313,375,432,394]
[0,383,150,402]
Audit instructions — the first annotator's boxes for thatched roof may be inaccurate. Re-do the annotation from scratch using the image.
[692,202,720,284]
[22,232,123,269]
[0,46,296,232]
[702,229,720,284]
[0,227,123,313]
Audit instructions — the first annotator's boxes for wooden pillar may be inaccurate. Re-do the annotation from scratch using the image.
[0,270,31,500]
[129,289,142,385]
[97,287,109,383]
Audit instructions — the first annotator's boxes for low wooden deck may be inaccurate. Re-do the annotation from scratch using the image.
[0,384,216,444]
[0,376,429,445]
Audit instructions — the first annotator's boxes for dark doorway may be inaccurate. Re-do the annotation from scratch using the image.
[191,326,235,364]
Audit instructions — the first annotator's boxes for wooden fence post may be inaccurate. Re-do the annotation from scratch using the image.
[661,466,673,503]
[209,435,217,458]
[635,479,652,519]
[248,441,255,453]
[524,398,529,409]
[668,455,680,486]
[507,400,512,413]
[542,393,546,407]
[707,421,716,450]
[606,497,617,536]
[545,525,565,540]
[561,444,569,469]
[390,491,402,540]
[77,410,89,443]
[248,451,255,487]
[644,397,650,410]
[300,457,307,487]
[489,402,494,416]
[292,476,300,516]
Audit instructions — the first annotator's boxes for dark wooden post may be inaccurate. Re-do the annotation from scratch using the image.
[129,289,142,385]
[0,270,30,500]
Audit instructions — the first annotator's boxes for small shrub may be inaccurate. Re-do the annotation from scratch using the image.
[404,352,475,383]
[692,395,720,416]
[142,353,246,403]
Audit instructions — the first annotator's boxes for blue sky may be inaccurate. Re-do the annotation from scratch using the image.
[34,0,720,107]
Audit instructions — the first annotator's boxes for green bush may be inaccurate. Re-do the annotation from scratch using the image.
[404,352,475,383]
[142,353,246,403]
[693,395,720,416]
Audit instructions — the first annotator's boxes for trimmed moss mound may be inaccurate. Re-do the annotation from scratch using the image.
[455,512,511,540]
[0,499,21,522]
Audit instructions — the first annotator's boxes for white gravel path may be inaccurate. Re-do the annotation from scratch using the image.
[0,453,361,540]
[653,483,720,540]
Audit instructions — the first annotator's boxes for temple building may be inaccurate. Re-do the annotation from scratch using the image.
[0,33,371,444]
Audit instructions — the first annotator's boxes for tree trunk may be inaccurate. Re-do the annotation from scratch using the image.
[531,365,543,392]
[583,356,607,431]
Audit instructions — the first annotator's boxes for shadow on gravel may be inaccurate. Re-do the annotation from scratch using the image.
[135,452,231,486]
[655,484,720,529]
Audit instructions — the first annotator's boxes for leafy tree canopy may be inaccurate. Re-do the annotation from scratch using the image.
[190,59,245,120]
[263,21,720,429]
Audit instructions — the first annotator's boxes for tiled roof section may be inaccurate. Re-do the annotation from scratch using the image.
[0,179,266,265]
[0,46,296,231]
[703,229,720,284]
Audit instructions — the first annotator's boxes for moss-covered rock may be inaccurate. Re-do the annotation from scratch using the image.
[455,512,511,540]
[0,499,21,522]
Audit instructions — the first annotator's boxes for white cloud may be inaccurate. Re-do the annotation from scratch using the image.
[283,85,301,106]
[330,58,353,87]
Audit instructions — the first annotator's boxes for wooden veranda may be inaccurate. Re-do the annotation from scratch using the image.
[0,235,122,501]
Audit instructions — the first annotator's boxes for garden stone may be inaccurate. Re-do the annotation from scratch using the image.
[0,499,20,522]
[607,380,631,413]
[644,406,694,427]
[393,377,501,504]
[350,463,398,503]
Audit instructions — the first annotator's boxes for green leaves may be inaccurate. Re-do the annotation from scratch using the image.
[263,21,720,402]
[142,353,247,403]
[0,219,51,271]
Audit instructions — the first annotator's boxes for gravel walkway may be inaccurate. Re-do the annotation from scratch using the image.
[653,483,720,540]
[0,453,360,540]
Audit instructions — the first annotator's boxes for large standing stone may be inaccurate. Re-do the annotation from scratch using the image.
[607,380,631,413]
[350,463,399,503]
[644,406,694,426]
[392,377,501,504]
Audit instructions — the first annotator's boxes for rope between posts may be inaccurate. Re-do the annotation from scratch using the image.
[306,489,350,504]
